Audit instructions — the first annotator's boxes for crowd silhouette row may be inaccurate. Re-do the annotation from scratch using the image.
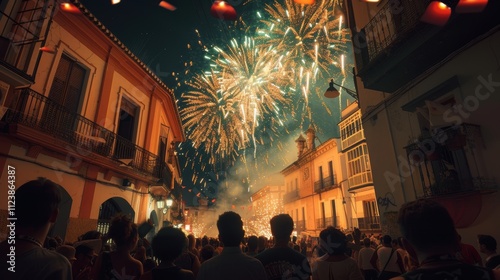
[1,178,500,279]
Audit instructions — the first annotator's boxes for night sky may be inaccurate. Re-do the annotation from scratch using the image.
[78,0,355,207]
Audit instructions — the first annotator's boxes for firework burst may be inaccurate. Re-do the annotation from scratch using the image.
[180,70,244,165]
[257,0,349,93]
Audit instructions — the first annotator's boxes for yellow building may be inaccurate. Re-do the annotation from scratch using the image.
[342,0,500,241]
[0,1,184,242]
[247,185,284,238]
[339,100,379,233]
[281,126,348,237]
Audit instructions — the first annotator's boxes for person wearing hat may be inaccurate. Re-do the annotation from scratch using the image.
[57,245,77,264]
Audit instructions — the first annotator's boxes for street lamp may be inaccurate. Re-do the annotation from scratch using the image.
[324,79,358,100]
[163,195,174,215]
[156,198,165,210]
[166,195,174,208]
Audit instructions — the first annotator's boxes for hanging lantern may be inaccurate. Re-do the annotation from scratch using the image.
[159,1,177,11]
[293,0,315,4]
[60,3,81,14]
[39,46,55,53]
[210,1,237,21]
[455,0,488,13]
[420,1,452,27]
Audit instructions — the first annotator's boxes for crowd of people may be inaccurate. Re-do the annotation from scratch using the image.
[1,178,500,279]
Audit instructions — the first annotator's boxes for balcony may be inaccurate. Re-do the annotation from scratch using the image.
[405,124,497,197]
[404,124,497,227]
[283,189,299,204]
[315,216,338,230]
[355,216,380,231]
[2,88,166,180]
[314,175,338,193]
[0,0,56,84]
[354,0,500,93]
[295,220,306,232]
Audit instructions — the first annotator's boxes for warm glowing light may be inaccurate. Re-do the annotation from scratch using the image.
[456,0,488,13]
[420,1,451,26]
[39,46,55,53]
[293,0,315,4]
[60,3,81,14]
[185,224,191,231]
[159,1,177,11]
[210,1,237,20]
[111,0,121,4]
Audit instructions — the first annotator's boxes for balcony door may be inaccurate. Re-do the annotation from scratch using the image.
[44,54,86,137]
[114,97,138,161]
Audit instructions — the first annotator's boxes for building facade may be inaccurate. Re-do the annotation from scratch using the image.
[247,185,284,238]
[339,100,379,233]
[282,126,349,238]
[0,1,184,242]
[343,0,500,240]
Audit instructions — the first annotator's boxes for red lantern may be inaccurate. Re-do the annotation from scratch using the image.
[210,1,237,21]
[455,0,488,13]
[39,46,55,53]
[159,1,177,11]
[60,3,81,14]
[293,0,315,4]
[420,1,452,26]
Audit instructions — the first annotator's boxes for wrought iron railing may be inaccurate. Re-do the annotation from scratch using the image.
[405,124,498,198]
[283,189,299,204]
[355,0,430,70]
[356,216,380,230]
[3,88,164,178]
[314,175,338,193]
[315,216,338,230]
[295,220,306,232]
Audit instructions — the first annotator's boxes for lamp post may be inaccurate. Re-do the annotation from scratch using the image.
[324,79,358,100]
[337,179,352,231]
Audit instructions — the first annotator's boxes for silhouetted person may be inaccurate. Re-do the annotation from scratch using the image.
[258,236,268,254]
[256,214,311,280]
[91,214,143,279]
[393,199,500,280]
[358,238,377,280]
[312,227,363,280]
[370,235,405,279]
[456,234,482,266]
[199,245,215,263]
[478,234,500,270]
[0,178,72,279]
[140,227,194,280]
[246,236,259,257]
[197,211,267,280]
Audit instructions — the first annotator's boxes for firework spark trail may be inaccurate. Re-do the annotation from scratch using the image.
[180,70,245,165]
[179,0,352,197]
[210,37,291,159]
[257,0,348,87]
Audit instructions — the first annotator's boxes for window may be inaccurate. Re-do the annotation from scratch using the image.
[347,143,373,187]
[115,97,139,159]
[43,53,87,133]
[49,53,86,112]
[331,200,337,228]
